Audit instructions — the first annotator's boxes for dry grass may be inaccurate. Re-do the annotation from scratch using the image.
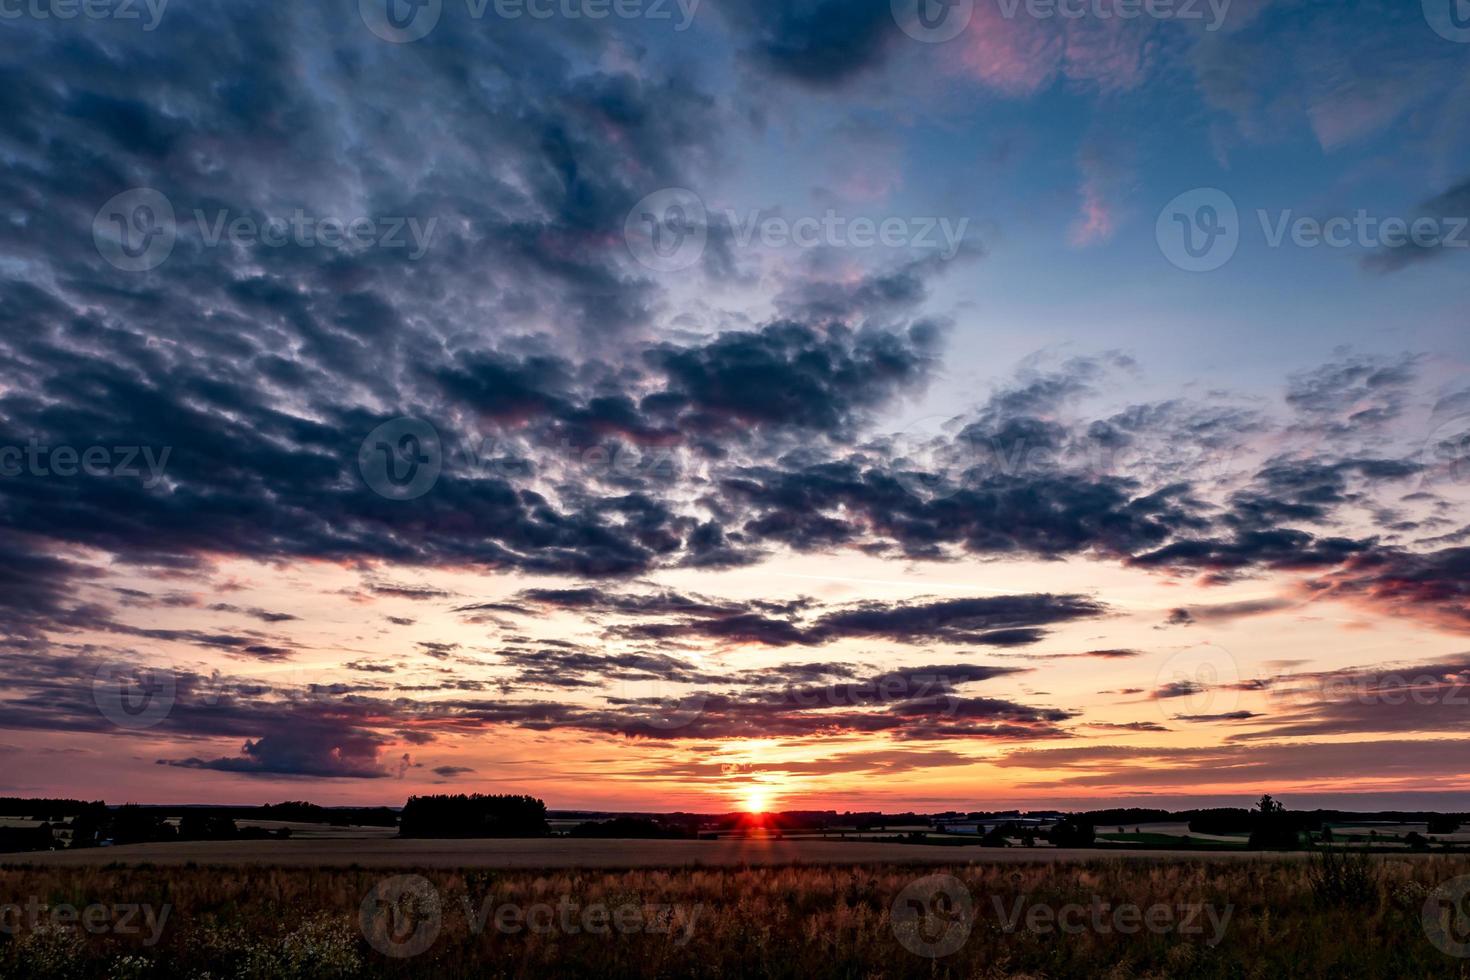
[1,857,1468,978]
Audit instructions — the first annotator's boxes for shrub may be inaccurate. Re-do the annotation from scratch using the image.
[1307,847,1380,908]
[1046,817,1095,847]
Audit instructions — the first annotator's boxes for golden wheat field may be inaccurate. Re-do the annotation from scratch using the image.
[3,855,1470,979]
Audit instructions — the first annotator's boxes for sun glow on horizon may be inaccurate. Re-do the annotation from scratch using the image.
[741,785,773,814]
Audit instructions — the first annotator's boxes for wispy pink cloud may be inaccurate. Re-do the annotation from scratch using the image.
[1069,178,1115,246]
[952,6,1157,96]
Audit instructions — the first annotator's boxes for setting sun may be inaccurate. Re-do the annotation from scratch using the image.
[741,786,772,814]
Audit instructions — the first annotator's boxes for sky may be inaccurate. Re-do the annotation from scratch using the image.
[1,0,1470,814]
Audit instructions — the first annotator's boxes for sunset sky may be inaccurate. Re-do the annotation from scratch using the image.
[2,0,1470,813]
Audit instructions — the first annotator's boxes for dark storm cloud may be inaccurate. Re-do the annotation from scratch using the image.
[806,594,1104,644]
[1303,547,1470,633]
[717,0,899,88]
[1129,529,1375,574]
[590,661,1075,741]
[491,644,721,689]
[1225,456,1421,531]
[1086,721,1170,732]
[1164,598,1293,626]
[1363,178,1470,272]
[995,739,1470,791]
[1000,648,1144,661]
[0,0,1433,637]
[0,645,1071,775]
[598,592,1105,648]
[4,0,1470,776]
[205,604,299,624]
[1230,653,1470,741]
[0,648,411,778]
[643,321,938,439]
[0,3,796,592]
[772,254,969,323]
[1284,353,1419,436]
[621,747,976,784]
[722,460,1201,561]
[162,728,403,779]
[346,661,396,674]
[369,583,455,601]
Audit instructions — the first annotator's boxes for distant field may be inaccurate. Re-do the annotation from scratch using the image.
[3,836,1334,869]
[230,820,399,840]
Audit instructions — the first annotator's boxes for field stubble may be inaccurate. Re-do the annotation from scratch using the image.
[1,856,1467,978]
